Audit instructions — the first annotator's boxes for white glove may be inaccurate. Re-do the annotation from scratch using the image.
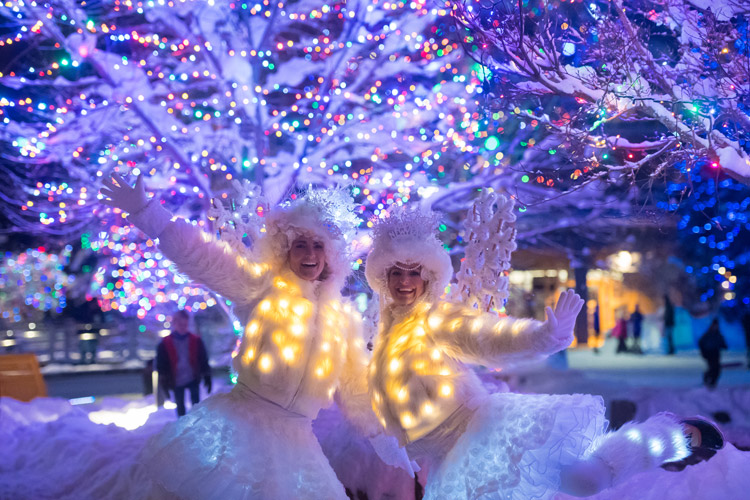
[541,289,584,353]
[368,433,420,478]
[100,173,149,214]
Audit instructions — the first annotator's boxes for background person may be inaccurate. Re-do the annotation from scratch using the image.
[698,318,727,389]
[155,309,211,417]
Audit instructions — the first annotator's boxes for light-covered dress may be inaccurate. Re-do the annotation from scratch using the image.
[370,299,607,500]
[130,202,374,500]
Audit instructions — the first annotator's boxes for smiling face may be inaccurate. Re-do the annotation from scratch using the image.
[387,264,426,306]
[288,235,327,281]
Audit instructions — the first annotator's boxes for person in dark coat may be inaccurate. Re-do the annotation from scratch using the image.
[71,296,103,364]
[629,305,643,354]
[156,310,212,416]
[592,303,601,354]
[741,310,750,369]
[698,318,728,389]
[663,294,676,355]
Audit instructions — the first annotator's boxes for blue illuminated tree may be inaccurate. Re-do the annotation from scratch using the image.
[666,162,750,311]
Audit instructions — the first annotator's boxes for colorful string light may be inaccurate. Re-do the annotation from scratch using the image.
[0,247,73,322]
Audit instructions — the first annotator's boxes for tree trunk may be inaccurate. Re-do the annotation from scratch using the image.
[573,264,589,346]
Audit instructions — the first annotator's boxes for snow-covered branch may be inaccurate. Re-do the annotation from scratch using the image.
[451,0,750,185]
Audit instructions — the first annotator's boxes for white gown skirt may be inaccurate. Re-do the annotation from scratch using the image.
[424,392,607,500]
[139,384,347,500]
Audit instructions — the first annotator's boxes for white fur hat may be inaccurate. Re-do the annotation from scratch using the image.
[365,205,453,300]
[257,187,359,290]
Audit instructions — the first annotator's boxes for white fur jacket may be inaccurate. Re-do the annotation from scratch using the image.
[369,298,562,445]
[129,202,377,429]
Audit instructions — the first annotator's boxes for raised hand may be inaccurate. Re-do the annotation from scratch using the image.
[100,173,149,214]
[542,289,585,353]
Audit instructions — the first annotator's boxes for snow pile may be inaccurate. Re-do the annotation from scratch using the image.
[1,368,749,499]
[0,397,166,500]
[501,359,750,450]
[717,146,750,179]
[556,444,750,500]
[40,359,147,375]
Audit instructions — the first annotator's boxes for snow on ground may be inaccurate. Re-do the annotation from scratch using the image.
[2,346,749,500]
[555,444,750,500]
[0,396,165,500]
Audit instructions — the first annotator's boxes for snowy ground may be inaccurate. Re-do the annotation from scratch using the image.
[2,343,749,499]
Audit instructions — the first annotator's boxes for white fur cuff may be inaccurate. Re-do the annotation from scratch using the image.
[587,412,688,486]
[127,200,173,240]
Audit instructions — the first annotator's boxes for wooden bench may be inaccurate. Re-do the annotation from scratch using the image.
[0,353,48,401]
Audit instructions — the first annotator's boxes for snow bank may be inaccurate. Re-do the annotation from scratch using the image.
[555,444,750,500]
[0,397,165,500]
[1,367,748,500]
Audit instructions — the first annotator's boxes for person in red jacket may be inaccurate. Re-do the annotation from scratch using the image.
[156,309,211,416]
[612,312,629,353]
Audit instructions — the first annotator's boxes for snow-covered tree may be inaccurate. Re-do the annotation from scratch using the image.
[0,0,498,321]
[6,0,741,328]
[451,0,750,187]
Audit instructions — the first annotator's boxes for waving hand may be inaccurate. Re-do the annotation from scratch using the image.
[542,289,585,353]
[100,173,149,214]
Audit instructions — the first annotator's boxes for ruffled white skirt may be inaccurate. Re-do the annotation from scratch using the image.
[139,384,347,500]
[423,392,607,500]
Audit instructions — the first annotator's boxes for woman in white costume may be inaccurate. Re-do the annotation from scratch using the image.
[100,175,411,499]
[364,203,724,500]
